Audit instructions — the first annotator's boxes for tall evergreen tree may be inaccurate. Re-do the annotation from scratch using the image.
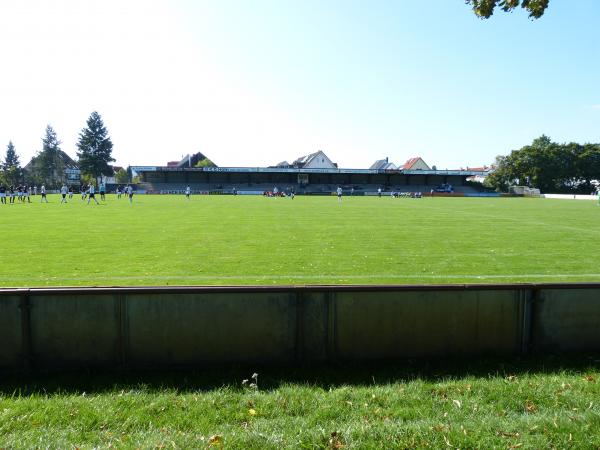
[3,141,21,185]
[4,141,20,170]
[77,111,115,180]
[33,125,65,187]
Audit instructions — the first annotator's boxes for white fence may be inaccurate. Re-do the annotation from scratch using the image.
[544,194,598,201]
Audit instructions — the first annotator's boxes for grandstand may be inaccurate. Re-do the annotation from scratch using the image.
[134,152,489,195]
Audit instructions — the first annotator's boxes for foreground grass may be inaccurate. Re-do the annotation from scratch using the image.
[1,357,600,448]
[1,194,600,286]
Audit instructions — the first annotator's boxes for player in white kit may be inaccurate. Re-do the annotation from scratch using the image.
[60,184,68,203]
[87,184,99,205]
[40,185,48,203]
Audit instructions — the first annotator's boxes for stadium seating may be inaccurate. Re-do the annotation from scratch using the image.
[138,181,485,195]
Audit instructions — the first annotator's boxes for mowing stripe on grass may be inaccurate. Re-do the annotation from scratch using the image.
[418,202,600,236]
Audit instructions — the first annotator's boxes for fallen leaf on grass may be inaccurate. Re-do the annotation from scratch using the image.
[497,431,520,438]
[525,402,537,413]
[208,435,223,447]
[248,408,257,416]
[329,431,345,449]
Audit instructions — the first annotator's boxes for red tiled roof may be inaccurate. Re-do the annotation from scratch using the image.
[401,157,422,170]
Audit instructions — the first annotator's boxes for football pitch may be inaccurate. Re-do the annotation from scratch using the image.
[0,194,598,287]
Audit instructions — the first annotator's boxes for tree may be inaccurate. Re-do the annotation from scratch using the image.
[30,125,65,188]
[77,111,115,180]
[485,136,600,193]
[3,141,21,185]
[466,0,550,19]
[195,158,216,168]
[4,141,20,170]
[115,168,129,184]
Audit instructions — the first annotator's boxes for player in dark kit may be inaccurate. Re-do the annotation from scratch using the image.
[0,185,6,204]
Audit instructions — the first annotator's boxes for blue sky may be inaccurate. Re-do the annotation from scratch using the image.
[0,0,598,169]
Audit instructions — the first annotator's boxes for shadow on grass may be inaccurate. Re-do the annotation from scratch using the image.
[2,354,600,396]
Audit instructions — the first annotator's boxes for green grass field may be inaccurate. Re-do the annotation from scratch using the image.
[2,358,600,448]
[0,194,598,287]
[3,195,600,448]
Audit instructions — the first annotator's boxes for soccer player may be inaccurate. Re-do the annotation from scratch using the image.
[116,186,121,199]
[87,184,99,205]
[0,185,6,204]
[60,184,68,203]
[377,187,382,198]
[24,186,31,203]
[40,185,48,203]
[185,185,191,200]
[81,184,87,201]
[9,186,15,204]
[337,186,343,203]
[99,181,106,201]
[126,184,134,203]
[68,186,73,199]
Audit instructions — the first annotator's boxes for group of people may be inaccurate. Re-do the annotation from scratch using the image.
[0,185,33,203]
[0,183,135,205]
[391,191,423,198]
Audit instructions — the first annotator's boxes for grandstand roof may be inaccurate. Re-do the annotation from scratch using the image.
[465,165,492,172]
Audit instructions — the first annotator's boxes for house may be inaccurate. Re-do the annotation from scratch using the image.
[24,150,80,186]
[291,150,337,169]
[465,165,493,184]
[167,152,215,168]
[401,157,430,171]
[369,157,397,170]
[100,166,125,184]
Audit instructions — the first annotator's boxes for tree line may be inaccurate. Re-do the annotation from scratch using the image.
[465,0,550,19]
[485,135,600,193]
[1,111,129,188]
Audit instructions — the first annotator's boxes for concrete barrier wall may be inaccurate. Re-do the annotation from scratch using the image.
[0,293,23,370]
[1,284,600,372]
